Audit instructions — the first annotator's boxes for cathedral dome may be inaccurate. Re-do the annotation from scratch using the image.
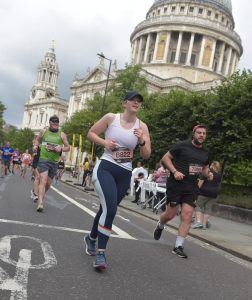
[152,0,232,16]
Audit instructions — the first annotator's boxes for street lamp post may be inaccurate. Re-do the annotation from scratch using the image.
[97,53,112,118]
[94,53,112,157]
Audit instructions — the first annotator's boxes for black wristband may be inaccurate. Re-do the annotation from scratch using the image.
[139,140,145,146]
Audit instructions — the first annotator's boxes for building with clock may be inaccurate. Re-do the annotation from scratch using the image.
[21,41,68,135]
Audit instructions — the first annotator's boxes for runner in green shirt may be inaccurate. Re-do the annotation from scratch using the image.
[33,115,70,212]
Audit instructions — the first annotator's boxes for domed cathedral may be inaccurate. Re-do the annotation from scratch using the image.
[22,40,68,135]
[130,0,243,92]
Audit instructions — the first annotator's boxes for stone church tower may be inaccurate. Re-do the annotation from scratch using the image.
[22,41,68,135]
[130,0,243,92]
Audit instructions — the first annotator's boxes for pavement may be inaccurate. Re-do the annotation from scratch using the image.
[61,172,252,262]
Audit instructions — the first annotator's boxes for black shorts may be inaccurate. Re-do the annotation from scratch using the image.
[32,162,38,169]
[166,180,199,208]
[13,160,19,165]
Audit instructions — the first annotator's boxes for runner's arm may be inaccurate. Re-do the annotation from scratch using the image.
[162,151,185,180]
[202,165,214,180]
[60,132,70,152]
[136,122,151,160]
[33,129,46,150]
[87,113,116,150]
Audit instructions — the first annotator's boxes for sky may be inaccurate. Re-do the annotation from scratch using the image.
[0,0,251,129]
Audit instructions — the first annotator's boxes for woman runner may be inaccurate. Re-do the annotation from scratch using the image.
[84,91,151,269]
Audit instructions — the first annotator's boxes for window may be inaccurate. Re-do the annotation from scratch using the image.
[207,11,211,17]
[42,70,46,81]
[45,114,48,123]
[164,8,167,13]
[180,6,185,13]
[36,115,38,124]
[214,62,218,72]
[222,17,225,22]
[180,53,186,64]
[158,10,160,15]
[215,13,219,19]
[171,6,176,12]
[190,54,196,66]
[153,12,155,17]
[49,72,52,83]
[170,52,176,63]
[29,115,32,124]
[189,7,194,13]
[40,114,44,123]
[227,21,229,26]
[198,8,203,14]
[148,54,152,63]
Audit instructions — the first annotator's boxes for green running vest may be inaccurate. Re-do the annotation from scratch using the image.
[40,129,62,161]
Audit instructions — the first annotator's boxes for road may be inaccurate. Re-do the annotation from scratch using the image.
[0,172,251,300]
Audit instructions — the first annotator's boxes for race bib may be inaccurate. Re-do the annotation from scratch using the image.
[189,164,203,175]
[42,142,61,152]
[112,147,133,163]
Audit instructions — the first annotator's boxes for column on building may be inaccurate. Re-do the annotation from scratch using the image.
[224,46,233,76]
[198,35,206,67]
[186,32,195,66]
[231,51,237,74]
[217,42,226,74]
[174,31,183,64]
[152,32,160,63]
[132,39,138,64]
[163,31,171,63]
[143,34,151,64]
[209,39,217,70]
[136,36,144,64]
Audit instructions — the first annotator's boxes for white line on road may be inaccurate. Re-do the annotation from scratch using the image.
[0,219,131,239]
[51,186,136,240]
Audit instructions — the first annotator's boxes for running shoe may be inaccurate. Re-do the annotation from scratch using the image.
[191,222,203,229]
[172,246,188,258]
[202,225,207,230]
[23,175,25,178]
[84,235,96,256]
[93,251,106,269]
[33,195,38,202]
[37,203,43,212]
[153,222,164,240]
[57,182,60,185]
[0,175,3,178]
[20,173,22,177]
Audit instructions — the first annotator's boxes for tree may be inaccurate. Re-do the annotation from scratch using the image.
[6,128,35,153]
[0,101,6,145]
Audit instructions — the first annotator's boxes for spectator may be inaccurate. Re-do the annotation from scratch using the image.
[54,156,65,185]
[153,160,170,211]
[191,161,221,230]
[132,162,147,203]
[82,157,89,187]
[85,161,95,187]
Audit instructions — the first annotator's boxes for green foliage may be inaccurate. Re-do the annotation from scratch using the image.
[0,101,6,145]
[6,128,35,153]
[222,160,252,186]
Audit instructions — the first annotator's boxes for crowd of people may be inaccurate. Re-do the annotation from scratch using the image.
[0,91,221,270]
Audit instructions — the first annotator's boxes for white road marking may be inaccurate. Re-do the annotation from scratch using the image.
[51,186,136,240]
[0,219,131,239]
[0,235,57,299]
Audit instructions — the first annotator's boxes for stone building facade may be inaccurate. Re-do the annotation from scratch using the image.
[129,0,243,92]
[22,41,68,136]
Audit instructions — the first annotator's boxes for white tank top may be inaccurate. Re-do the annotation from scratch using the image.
[100,114,140,171]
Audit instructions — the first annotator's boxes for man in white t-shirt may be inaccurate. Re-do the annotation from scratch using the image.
[132,162,147,203]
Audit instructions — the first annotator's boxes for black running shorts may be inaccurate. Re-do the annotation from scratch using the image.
[166,180,199,208]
